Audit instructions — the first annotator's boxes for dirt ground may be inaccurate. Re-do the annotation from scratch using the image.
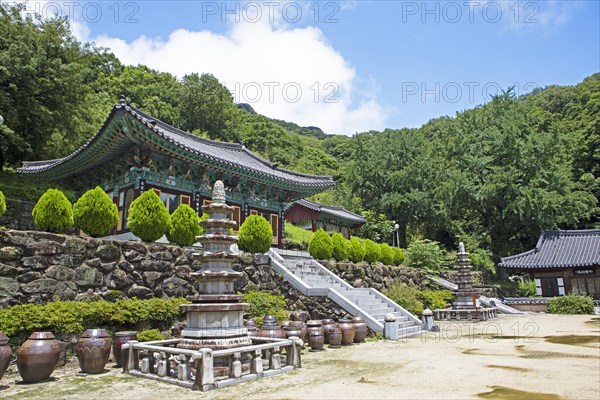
[1,314,599,400]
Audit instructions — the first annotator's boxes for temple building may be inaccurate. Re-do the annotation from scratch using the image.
[499,230,600,298]
[17,98,335,246]
[284,199,366,239]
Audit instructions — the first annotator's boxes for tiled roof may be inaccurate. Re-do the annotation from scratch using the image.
[17,100,335,191]
[499,230,600,269]
[293,199,366,224]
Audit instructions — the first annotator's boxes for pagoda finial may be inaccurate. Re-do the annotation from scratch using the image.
[212,180,226,202]
[458,242,465,253]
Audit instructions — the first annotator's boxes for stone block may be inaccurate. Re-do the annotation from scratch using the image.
[95,243,121,262]
[21,278,59,294]
[0,246,22,261]
[34,241,64,255]
[0,263,18,277]
[73,265,103,287]
[122,241,148,254]
[127,284,153,299]
[17,271,42,283]
[64,236,87,254]
[45,265,74,281]
[108,268,133,290]
[161,276,190,297]
[0,277,20,297]
[143,271,163,288]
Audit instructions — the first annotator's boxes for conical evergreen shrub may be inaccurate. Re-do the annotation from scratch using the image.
[363,239,380,263]
[308,228,333,260]
[127,190,170,242]
[379,243,394,265]
[167,204,201,246]
[331,232,350,261]
[32,189,73,233]
[238,215,273,253]
[73,186,118,237]
[348,237,366,262]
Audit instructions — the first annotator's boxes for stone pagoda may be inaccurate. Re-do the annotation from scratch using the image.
[452,242,480,309]
[178,180,252,350]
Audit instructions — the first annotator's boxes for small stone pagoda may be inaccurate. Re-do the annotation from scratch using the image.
[452,242,481,309]
[179,180,252,350]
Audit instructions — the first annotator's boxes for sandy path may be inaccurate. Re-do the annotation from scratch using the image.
[1,314,598,400]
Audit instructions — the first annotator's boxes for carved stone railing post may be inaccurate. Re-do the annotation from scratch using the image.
[230,352,242,379]
[194,348,215,391]
[251,349,263,376]
[270,346,281,370]
[286,337,302,368]
[126,341,139,372]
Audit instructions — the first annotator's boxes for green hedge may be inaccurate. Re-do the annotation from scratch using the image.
[238,215,273,254]
[378,243,394,265]
[348,237,366,262]
[393,247,405,265]
[32,188,74,233]
[0,190,6,218]
[243,291,287,326]
[308,228,333,259]
[363,239,380,263]
[167,204,201,246]
[127,190,171,242]
[331,232,349,261]
[547,294,595,314]
[0,298,188,337]
[73,186,118,237]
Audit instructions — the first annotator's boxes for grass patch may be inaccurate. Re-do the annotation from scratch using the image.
[284,222,313,245]
[0,169,75,202]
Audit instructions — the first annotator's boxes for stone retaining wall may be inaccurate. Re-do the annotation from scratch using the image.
[0,199,35,231]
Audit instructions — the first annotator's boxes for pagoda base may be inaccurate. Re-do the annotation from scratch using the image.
[177,336,252,350]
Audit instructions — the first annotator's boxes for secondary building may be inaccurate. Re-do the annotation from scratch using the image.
[17,98,335,246]
[498,229,600,299]
[284,199,366,239]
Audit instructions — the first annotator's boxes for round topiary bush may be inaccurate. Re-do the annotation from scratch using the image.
[348,236,366,262]
[73,186,118,237]
[379,243,394,265]
[363,239,381,264]
[331,232,350,261]
[127,190,170,242]
[32,188,74,233]
[238,215,273,253]
[167,204,201,246]
[393,247,405,265]
[0,190,6,218]
[308,228,333,260]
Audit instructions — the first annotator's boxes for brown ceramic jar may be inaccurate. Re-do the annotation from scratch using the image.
[308,330,324,351]
[17,331,61,383]
[327,326,342,348]
[321,319,336,344]
[0,332,12,380]
[338,318,356,345]
[113,331,138,368]
[76,329,112,374]
[283,325,303,340]
[351,316,368,343]
[288,321,307,342]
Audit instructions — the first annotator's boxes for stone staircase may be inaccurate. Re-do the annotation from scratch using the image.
[268,249,423,338]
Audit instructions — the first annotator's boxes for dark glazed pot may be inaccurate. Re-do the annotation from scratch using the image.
[17,331,61,383]
[321,319,336,344]
[262,315,278,326]
[113,331,138,368]
[308,330,324,351]
[283,325,303,340]
[76,329,112,374]
[288,321,307,342]
[327,326,342,348]
[0,332,12,380]
[338,319,356,345]
[351,316,368,343]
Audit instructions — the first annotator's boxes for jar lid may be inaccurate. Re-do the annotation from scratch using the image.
[29,331,56,340]
[0,332,8,345]
[306,320,322,326]
[114,331,138,336]
[81,329,110,338]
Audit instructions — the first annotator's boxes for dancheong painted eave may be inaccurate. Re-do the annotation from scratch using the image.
[498,230,600,269]
[17,98,335,194]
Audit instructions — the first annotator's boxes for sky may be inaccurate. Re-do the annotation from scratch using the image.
[11,0,600,135]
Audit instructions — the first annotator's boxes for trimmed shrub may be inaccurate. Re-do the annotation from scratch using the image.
[405,239,445,272]
[393,247,405,265]
[517,280,537,297]
[167,204,201,246]
[383,282,424,316]
[363,239,381,263]
[238,215,273,253]
[137,329,165,342]
[547,294,595,314]
[199,212,208,235]
[348,236,366,263]
[331,232,350,261]
[32,188,74,233]
[0,190,5,218]
[308,228,333,259]
[127,190,170,242]
[417,290,454,309]
[378,243,394,265]
[243,291,287,326]
[73,186,118,237]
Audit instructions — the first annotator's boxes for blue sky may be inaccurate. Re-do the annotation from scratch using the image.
[17,0,600,134]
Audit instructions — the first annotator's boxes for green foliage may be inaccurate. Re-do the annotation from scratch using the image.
[308,228,334,259]
[417,290,454,309]
[348,236,366,263]
[167,204,200,246]
[127,190,170,242]
[331,232,350,261]
[73,186,118,237]
[547,294,595,314]
[238,215,273,254]
[284,222,313,246]
[0,170,75,202]
[354,211,395,243]
[0,190,5,218]
[517,280,537,297]
[242,291,287,326]
[383,282,424,316]
[0,298,187,337]
[378,243,394,265]
[363,239,381,263]
[136,329,165,342]
[32,188,74,233]
[405,239,445,272]
[392,247,405,265]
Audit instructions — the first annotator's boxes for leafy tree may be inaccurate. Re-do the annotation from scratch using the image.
[127,190,170,242]
[238,215,273,254]
[0,190,6,217]
[32,189,73,233]
[331,232,350,261]
[378,243,394,265]
[363,239,380,264]
[348,236,366,263]
[405,239,445,272]
[392,247,405,265]
[73,187,118,237]
[167,204,201,246]
[308,228,333,260]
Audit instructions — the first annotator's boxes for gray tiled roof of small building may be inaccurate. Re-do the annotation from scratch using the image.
[499,229,600,269]
[18,101,335,188]
[294,199,366,223]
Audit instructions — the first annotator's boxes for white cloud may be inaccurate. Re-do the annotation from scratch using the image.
[72,6,387,135]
